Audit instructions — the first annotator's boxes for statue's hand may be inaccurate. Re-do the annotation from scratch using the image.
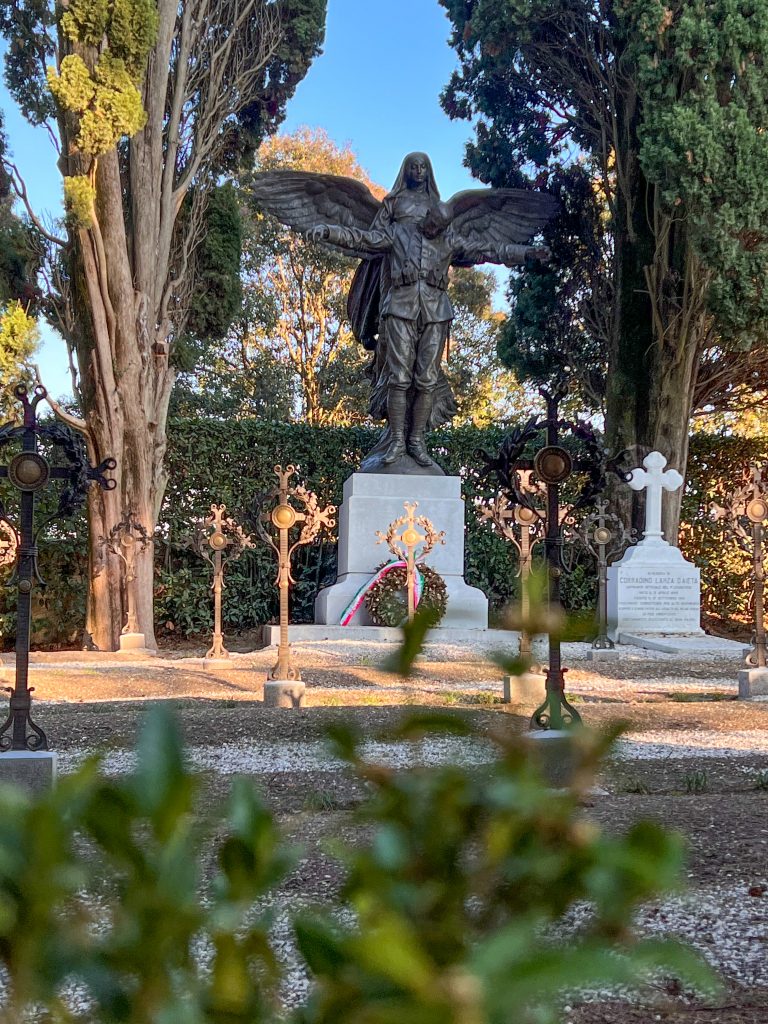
[306,224,331,244]
[525,244,551,262]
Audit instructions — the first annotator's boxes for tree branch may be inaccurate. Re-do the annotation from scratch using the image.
[2,160,66,248]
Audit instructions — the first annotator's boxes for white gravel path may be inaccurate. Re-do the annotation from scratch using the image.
[56,727,768,779]
[259,879,768,1009]
[56,736,495,776]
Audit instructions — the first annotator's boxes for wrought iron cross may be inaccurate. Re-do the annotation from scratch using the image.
[479,472,544,658]
[564,499,635,652]
[102,514,152,642]
[478,380,631,731]
[193,504,253,660]
[0,384,115,750]
[253,466,336,682]
[376,501,445,623]
[711,465,768,669]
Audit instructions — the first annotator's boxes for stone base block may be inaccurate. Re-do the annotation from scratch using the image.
[0,750,57,793]
[260,624,510,645]
[619,632,743,655]
[586,647,619,662]
[738,668,768,698]
[607,542,702,638]
[264,680,305,708]
[204,658,233,670]
[503,672,546,705]
[524,730,578,789]
[117,632,154,655]
[315,473,488,630]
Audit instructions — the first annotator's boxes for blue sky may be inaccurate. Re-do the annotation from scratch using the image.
[2,0,486,399]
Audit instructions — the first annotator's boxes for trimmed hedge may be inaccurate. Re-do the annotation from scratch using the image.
[154,420,521,636]
[0,422,762,646]
[681,432,768,623]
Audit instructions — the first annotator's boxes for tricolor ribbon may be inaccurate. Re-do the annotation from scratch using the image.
[340,559,424,626]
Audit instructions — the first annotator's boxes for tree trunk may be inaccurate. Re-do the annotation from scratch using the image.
[72,150,174,651]
[604,102,706,546]
[604,137,656,537]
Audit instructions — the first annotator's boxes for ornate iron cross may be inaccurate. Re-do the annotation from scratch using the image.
[0,384,115,750]
[479,470,545,657]
[253,466,336,681]
[376,501,445,623]
[711,465,768,668]
[478,380,631,731]
[101,514,153,642]
[193,504,253,659]
[564,499,635,652]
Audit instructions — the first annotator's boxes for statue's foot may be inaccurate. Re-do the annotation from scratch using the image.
[407,438,433,467]
[383,436,407,464]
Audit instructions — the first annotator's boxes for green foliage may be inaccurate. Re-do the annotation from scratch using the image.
[681,432,768,623]
[0,708,715,1022]
[48,51,148,157]
[188,184,244,346]
[63,173,96,228]
[45,0,158,167]
[497,167,609,412]
[295,724,713,1024]
[1,420,760,647]
[218,0,327,172]
[236,129,377,426]
[624,0,768,348]
[447,267,537,425]
[0,115,40,308]
[0,427,95,648]
[683,770,709,795]
[365,564,448,628]
[0,302,39,421]
[0,706,290,1021]
[0,2,58,126]
[439,0,613,403]
[439,0,768,450]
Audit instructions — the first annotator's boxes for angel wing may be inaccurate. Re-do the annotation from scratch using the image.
[247,171,382,259]
[447,188,558,262]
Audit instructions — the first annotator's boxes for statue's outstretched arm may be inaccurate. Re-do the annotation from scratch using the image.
[447,187,557,267]
[307,223,393,258]
[452,233,550,267]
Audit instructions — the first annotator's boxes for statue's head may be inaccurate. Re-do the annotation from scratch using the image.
[389,152,440,199]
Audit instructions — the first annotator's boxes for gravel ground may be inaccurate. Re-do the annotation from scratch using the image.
[3,633,768,1023]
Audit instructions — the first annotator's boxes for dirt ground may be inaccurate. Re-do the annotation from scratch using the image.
[2,635,767,1023]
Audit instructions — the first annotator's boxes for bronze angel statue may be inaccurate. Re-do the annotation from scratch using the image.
[249,152,557,475]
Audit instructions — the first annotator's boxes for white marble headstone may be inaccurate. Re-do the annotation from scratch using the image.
[607,452,702,637]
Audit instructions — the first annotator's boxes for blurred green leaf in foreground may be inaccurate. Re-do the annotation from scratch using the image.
[0,707,716,1023]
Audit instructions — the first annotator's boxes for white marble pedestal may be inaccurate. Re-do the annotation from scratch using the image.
[607,538,702,638]
[117,631,155,655]
[607,451,702,642]
[315,473,488,629]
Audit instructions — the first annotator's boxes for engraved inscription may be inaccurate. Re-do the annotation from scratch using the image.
[616,568,700,630]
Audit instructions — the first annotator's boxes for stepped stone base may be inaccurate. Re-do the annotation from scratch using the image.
[315,473,488,630]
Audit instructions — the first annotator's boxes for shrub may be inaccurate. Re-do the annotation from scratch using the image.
[0,709,714,1022]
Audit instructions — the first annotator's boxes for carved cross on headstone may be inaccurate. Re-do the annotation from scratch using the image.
[629,451,683,544]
